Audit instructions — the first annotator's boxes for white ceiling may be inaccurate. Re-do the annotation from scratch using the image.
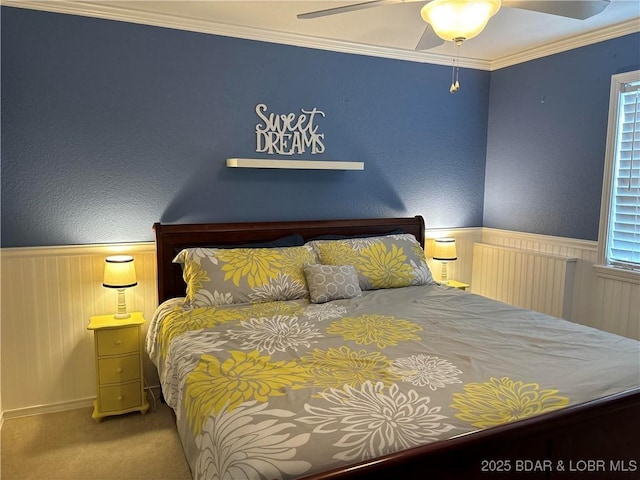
[4,0,640,69]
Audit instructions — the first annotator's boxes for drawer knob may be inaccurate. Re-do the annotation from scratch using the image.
[118,395,124,401]
[116,367,123,373]
[116,340,122,345]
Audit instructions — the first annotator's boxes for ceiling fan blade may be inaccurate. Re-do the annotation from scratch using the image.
[297,0,402,19]
[502,0,610,20]
[415,24,444,50]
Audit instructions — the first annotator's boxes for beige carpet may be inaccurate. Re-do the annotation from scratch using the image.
[1,400,192,480]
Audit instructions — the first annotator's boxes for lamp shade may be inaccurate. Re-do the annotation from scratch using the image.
[421,0,501,42]
[103,255,137,289]
[433,238,457,261]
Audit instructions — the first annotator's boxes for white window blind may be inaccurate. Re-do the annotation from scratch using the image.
[607,79,640,269]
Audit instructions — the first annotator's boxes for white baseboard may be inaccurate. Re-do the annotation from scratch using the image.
[2,384,164,420]
[2,397,95,420]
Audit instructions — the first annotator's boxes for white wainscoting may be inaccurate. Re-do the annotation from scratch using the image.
[1,227,637,418]
[471,243,577,319]
[1,243,158,418]
[481,228,639,340]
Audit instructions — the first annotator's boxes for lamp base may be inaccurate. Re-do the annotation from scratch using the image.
[440,261,449,284]
[114,289,131,319]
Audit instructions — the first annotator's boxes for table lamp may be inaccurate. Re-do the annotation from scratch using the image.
[433,238,457,284]
[103,255,137,319]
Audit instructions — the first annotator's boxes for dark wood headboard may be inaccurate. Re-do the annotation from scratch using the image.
[153,216,425,304]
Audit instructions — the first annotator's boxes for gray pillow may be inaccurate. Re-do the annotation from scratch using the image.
[304,264,362,304]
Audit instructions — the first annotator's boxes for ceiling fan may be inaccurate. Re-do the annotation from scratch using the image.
[297,0,612,51]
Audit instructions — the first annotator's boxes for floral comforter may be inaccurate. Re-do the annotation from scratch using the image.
[145,285,640,480]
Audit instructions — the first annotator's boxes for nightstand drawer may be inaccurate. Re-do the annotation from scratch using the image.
[99,382,142,412]
[98,354,141,385]
[96,327,139,356]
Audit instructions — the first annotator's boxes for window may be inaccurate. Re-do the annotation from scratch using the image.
[598,70,640,271]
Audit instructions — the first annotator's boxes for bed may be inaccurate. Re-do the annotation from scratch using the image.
[148,216,640,480]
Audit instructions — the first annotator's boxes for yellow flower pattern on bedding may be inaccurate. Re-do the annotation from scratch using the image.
[311,234,434,290]
[357,243,414,289]
[327,314,422,349]
[185,350,311,434]
[411,243,428,263]
[301,346,398,392]
[450,377,570,428]
[313,242,362,267]
[159,302,305,358]
[281,247,316,285]
[174,245,318,307]
[217,248,285,288]
[183,261,209,300]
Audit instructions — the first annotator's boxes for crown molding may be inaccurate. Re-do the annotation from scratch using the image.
[0,0,487,70]
[2,1,638,72]
[490,18,640,70]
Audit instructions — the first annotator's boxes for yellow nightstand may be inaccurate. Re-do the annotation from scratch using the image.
[87,312,149,421]
[446,280,470,291]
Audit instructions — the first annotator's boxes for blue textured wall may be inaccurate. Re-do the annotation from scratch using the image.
[1,7,489,247]
[484,33,640,241]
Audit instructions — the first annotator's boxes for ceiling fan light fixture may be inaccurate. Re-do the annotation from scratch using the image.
[420,0,501,42]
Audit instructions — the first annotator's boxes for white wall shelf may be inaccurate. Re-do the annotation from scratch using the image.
[226,158,364,170]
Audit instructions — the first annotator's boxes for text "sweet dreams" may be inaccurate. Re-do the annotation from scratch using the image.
[255,104,325,155]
